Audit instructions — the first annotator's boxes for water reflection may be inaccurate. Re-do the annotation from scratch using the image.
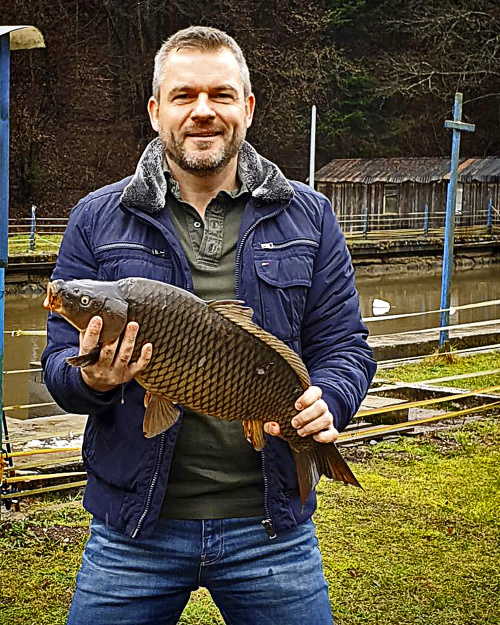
[4,293,48,419]
[357,266,500,336]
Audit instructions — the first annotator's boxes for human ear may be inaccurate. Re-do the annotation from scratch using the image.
[245,93,256,128]
[148,96,160,132]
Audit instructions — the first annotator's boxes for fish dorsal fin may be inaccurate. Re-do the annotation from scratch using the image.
[208,300,311,390]
[207,300,254,322]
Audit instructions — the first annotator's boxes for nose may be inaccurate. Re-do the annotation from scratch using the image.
[190,93,216,121]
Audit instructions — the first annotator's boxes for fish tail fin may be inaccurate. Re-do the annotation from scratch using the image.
[293,443,362,506]
[66,347,101,368]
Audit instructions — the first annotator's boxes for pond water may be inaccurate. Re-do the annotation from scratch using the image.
[3,264,500,418]
[357,265,500,336]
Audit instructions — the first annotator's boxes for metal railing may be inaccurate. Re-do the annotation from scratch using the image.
[8,206,67,252]
[336,199,500,239]
[5,200,500,252]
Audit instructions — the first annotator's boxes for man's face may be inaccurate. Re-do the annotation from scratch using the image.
[148,47,255,176]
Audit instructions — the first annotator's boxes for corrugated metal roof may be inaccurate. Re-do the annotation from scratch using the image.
[315,157,500,184]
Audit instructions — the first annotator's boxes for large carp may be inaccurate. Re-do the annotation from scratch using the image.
[44,277,361,503]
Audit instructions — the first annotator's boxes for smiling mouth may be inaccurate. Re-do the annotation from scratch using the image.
[186,131,222,138]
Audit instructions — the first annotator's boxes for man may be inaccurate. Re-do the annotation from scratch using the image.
[42,26,376,625]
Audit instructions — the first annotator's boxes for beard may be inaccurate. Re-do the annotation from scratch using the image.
[159,122,246,177]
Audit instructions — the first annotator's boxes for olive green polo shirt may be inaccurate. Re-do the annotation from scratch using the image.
[160,170,264,520]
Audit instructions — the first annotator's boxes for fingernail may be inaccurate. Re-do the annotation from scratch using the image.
[295,402,302,410]
[291,419,298,428]
[298,429,305,436]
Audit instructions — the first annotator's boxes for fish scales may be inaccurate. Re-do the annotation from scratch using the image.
[131,295,304,445]
[44,276,362,504]
[140,278,305,440]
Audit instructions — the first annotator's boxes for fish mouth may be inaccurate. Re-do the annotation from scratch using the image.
[43,281,63,313]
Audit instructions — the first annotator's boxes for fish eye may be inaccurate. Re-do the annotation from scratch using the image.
[80,295,91,306]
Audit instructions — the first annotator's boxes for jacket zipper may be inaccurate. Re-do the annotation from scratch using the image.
[260,239,319,250]
[260,450,277,540]
[234,202,290,540]
[235,205,287,296]
[123,208,193,538]
[95,242,166,256]
[132,432,166,538]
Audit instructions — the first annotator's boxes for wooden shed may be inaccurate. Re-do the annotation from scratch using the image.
[315,157,500,232]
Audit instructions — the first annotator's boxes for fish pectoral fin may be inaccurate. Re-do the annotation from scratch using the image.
[292,443,362,507]
[66,347,101,368]
[242,419,266,451]
[143,394,180,438]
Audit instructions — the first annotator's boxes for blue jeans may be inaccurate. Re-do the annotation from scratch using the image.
[67,516,333,625]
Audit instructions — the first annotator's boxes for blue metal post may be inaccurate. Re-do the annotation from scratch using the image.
[308,105,316,190]
[423,203,429,237]
[487,197,492,235]
[0,34,10,476]
[362,206,369,239]
[439,93,475,348]
[30,204,36,251]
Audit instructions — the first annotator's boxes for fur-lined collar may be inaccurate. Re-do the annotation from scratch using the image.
[121,137,294,214]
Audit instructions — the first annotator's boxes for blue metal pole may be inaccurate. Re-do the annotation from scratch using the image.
[439,94,463,348]
[423,203,429,237]
[487,197,492,235]
[362,206,369,239]
[30,204,36,251]
[308,105,316,190]
[0,34,10,489]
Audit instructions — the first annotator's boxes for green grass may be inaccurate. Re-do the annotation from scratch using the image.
[380,350,500,390]
[318,418,500,624]
[1,418,499,624]
[8,234,62,255]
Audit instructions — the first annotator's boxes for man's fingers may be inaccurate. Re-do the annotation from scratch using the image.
[313,426,339,444]
[290,386,337,442]
[80,316,102,353]
[98,337,120,367]
[296,413,333,437]
[292,398,329,429]
[127,343,153,378]
[295,385,322,411]
[263,422,281,436]
[114,322,139,366]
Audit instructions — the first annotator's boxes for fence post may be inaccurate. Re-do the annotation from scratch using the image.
[30,204,36,251]
[423,203,429,237]
[362,206,369,239]
[487,198,492,235]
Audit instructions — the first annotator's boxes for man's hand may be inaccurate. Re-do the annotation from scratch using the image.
[78,316,153,393]
[264,385,339,443]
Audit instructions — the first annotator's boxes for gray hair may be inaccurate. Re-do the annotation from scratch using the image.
[152,26,251,99]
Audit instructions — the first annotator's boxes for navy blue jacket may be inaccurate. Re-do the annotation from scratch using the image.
[42,139,376,538]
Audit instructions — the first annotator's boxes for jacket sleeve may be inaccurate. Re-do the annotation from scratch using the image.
[300,198,377,432]
[41,200,121,414]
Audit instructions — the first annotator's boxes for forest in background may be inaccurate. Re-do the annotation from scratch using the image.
[3,0,500,217]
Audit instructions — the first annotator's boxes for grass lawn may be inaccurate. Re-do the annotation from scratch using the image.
[380,350,500,391]
[1,416,498,624]
[8,234,62,255]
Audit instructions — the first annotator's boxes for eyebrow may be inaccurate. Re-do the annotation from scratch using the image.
[168,84,239,96]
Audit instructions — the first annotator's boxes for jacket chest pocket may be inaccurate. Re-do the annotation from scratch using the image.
[95,242,174,283]
[253,242,317,342]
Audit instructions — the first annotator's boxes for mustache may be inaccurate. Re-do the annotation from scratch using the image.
[183,125,225,135]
